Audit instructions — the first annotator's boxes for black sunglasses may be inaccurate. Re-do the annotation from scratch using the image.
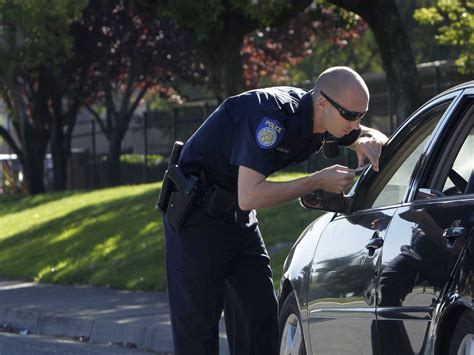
[320,90,367,121]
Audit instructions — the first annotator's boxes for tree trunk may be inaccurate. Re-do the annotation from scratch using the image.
[50,91,79,191]
[9,83,49,195]
[364,0,422,124]
[196,7,257,99]
[50,82,69,191]
[99,68,150,187]
[328,0,423,124]
[199,1,313,99]
[23,148,46,195]
[50,117,68,191]
[107,134,122,186]
[21,120,48,194]
[200,31,247,100]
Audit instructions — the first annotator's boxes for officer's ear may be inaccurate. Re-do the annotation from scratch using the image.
[316,93,323,107]
[316,93,328,111]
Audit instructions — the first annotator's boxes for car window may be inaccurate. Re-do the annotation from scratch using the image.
[372,135,432,208]
[441,126,473,194]
[368,101,452,209]
[426,100,474,199]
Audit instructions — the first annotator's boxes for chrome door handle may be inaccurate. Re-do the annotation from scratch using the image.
[443,227,465,248]
[443,227,465,238]
[365,232,384,257]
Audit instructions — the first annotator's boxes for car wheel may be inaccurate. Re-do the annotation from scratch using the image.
[449,309,474,355]
[279,291,306,355]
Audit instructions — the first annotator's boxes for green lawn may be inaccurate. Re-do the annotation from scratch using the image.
[0,172,322,291]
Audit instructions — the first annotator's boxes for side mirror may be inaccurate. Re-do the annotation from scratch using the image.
[299,190,348,213]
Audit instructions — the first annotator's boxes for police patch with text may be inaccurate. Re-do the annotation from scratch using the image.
[255,117,285,149]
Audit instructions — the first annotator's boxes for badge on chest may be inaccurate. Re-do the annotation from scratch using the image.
[256,117,285,149]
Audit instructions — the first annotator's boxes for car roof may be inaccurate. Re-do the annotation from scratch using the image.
[405,80,474,123]
[430,80,474,102]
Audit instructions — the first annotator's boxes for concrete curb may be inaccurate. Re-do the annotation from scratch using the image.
[0,280,175,353]
[0,307,175,353]
[0,279,230,354]
[0,307,43,334]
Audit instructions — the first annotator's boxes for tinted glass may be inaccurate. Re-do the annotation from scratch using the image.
[371,102,452,208]
[442,125,474,194]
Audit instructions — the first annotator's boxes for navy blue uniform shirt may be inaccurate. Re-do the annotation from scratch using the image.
[179,86,360,192]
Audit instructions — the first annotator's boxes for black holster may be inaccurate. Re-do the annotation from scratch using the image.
[156,141,199,231]
[166,190,196,231]
[164,166,199,231]
[157,141,184,214]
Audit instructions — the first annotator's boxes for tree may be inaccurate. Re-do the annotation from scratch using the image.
[157,0,424,122]
[48,50,91,191]
[158,0,314,100]
[76,0,207,186]
[414,0,473,74]
[326,0,424,123]
[0,0,87,194]
[394,0,458,66]
[241,3,368,88]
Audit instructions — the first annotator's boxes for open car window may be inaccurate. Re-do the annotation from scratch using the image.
[361,100,453,210]
[371,133,432,208]
[441,124,473,195]
[418,98,474,198]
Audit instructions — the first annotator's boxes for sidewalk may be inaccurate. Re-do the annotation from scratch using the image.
[0,279,230,354]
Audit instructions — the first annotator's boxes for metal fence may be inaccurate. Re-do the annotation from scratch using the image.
[66,103,218,189]
[65,61,471,189]
[1,61,469,192]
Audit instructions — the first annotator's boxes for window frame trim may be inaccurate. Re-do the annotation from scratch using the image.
[435,102,473,193]
[347,90,463,214]
[407,88,472,202]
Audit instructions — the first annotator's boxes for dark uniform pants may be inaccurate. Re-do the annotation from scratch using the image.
[164,206,279,355]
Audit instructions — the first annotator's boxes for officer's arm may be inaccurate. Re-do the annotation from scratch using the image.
[237,165,354,210]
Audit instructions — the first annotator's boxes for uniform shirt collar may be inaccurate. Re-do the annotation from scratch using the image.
[300,90,315,138]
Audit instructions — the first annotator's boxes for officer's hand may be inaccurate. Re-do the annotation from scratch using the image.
[314,165,355,193]
[353,136,387,172]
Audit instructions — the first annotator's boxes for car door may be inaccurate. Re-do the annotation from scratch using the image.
[306,93,457,355]
[375,89,474,355]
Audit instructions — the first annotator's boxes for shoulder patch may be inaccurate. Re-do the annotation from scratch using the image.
[256,117,286,149]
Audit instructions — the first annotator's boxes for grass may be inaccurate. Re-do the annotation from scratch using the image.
[0,172,322,292]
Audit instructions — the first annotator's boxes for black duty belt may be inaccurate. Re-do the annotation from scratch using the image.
[200,182,250,224]
[157,147,250,231]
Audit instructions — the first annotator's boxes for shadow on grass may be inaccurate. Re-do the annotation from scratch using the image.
[0,185,323,292]
[0,191,79,217]
[0,188,166,291]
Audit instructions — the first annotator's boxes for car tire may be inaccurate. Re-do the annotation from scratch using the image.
[449,309,474,355]
[279,291,306,355]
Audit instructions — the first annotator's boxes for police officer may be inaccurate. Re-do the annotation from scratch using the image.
[163,66,388,354]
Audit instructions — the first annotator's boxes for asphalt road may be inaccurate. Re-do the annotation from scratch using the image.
[0,332,159,355]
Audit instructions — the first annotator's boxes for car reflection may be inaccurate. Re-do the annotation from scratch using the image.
[375,208,464,355]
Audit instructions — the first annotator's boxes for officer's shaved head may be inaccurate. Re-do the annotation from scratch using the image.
[313,66,369,107]
[313,66,369,112]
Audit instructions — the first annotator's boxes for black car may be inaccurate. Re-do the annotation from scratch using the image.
[278,81,474,355]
